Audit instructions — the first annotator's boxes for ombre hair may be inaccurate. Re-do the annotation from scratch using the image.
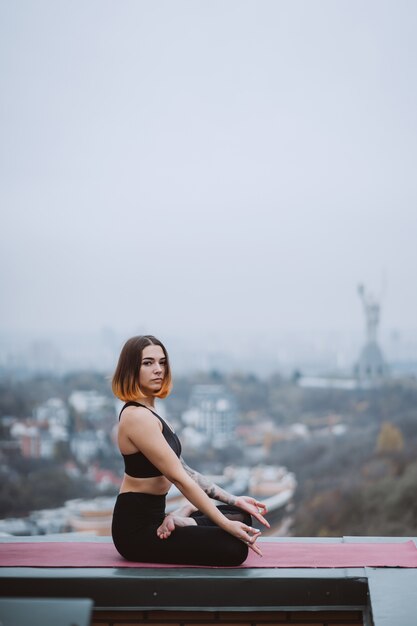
[112,335,172,401]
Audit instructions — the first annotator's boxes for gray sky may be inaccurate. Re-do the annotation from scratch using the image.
[1,0,416,343]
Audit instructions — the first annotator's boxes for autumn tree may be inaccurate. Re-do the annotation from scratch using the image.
[376,422,404,454]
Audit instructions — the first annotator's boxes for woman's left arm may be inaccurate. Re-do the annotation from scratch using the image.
[180,459,270,528]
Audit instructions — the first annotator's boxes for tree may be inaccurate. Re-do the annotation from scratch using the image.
[376,422,404,454]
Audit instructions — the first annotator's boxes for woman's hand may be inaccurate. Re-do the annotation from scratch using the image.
[235,496,270,529]
[224,519,263,556]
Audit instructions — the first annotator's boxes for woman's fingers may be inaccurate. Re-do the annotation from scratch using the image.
[237,497,270,528]
[248,541,263,557]
[245,532,263,556]
[241,525,263,556]
[226,520,263,557]
[253,501,269,526]
[253,510,270,528]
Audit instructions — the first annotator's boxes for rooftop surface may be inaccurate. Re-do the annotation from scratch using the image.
[1,536,416,626]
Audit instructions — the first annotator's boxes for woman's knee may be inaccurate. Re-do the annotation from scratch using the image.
[224,540,249,566]
[218,504,252,526]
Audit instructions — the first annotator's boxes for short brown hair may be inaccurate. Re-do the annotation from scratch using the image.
[112,335,172,401]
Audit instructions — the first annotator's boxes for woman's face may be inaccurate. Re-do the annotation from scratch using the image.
[139,344,166,396]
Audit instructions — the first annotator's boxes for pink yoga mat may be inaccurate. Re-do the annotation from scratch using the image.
[1,540,417,568]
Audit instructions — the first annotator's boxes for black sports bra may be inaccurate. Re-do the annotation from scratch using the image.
[118,401,182,478]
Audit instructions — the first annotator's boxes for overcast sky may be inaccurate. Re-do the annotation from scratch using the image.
[1,0,416,344]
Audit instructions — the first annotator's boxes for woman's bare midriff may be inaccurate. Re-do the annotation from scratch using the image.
[119,473,172,495]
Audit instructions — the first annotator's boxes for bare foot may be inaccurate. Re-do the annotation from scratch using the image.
[157,514,197,539]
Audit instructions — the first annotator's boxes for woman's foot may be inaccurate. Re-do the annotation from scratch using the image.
[157,514,197,539]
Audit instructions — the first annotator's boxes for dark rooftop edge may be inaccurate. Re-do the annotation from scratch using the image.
[1,536,416,626]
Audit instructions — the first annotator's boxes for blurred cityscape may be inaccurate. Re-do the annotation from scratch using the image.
[1,288,417,540]
[2,323,417,379]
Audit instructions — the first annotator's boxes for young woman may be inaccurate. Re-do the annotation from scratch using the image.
[111,335,269,566]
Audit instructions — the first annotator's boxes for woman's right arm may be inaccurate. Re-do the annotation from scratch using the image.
[180,458,269,529]
[122,409,262,554]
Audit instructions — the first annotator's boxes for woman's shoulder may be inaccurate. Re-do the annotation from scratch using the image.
[119,403,162,429]
[120,402,148,418]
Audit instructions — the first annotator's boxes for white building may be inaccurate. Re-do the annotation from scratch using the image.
[183,385,237,448]
[34,398,69,428]
[68,390,110,419]
[69,430,109,464]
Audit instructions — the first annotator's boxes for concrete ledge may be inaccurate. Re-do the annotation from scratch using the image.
[1,536,417,625]
[0,565,369,610]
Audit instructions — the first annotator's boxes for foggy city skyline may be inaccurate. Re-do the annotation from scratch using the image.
[1,1,417,368]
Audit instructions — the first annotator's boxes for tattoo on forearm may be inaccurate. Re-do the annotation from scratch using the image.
[181,458,237,505]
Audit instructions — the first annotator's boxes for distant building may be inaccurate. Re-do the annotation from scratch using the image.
[68,390,110,421]
[70,432,101,463]
[183,385,237,448]
[70,430,109,463]
[9,423,55,459]
[38,430,56,459]
[10,423,39,458]
[355,284,388,381]
[34,398,69,428]
[355,342,387,380]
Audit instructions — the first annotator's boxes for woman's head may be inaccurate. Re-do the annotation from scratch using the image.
[112,335,172,401]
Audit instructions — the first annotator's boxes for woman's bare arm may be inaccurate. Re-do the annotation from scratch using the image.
[180,459,237,504]
[121,408,263,553]
[180,458,270,528]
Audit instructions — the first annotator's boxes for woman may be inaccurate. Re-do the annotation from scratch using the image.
[111,335,269,566]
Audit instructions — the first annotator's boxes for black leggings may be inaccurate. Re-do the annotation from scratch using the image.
[112,492,251,566]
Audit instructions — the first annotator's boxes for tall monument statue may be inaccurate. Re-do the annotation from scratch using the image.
[355,284,387,380]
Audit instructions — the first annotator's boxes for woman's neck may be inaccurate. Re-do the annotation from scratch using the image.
[138,397,155,409]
